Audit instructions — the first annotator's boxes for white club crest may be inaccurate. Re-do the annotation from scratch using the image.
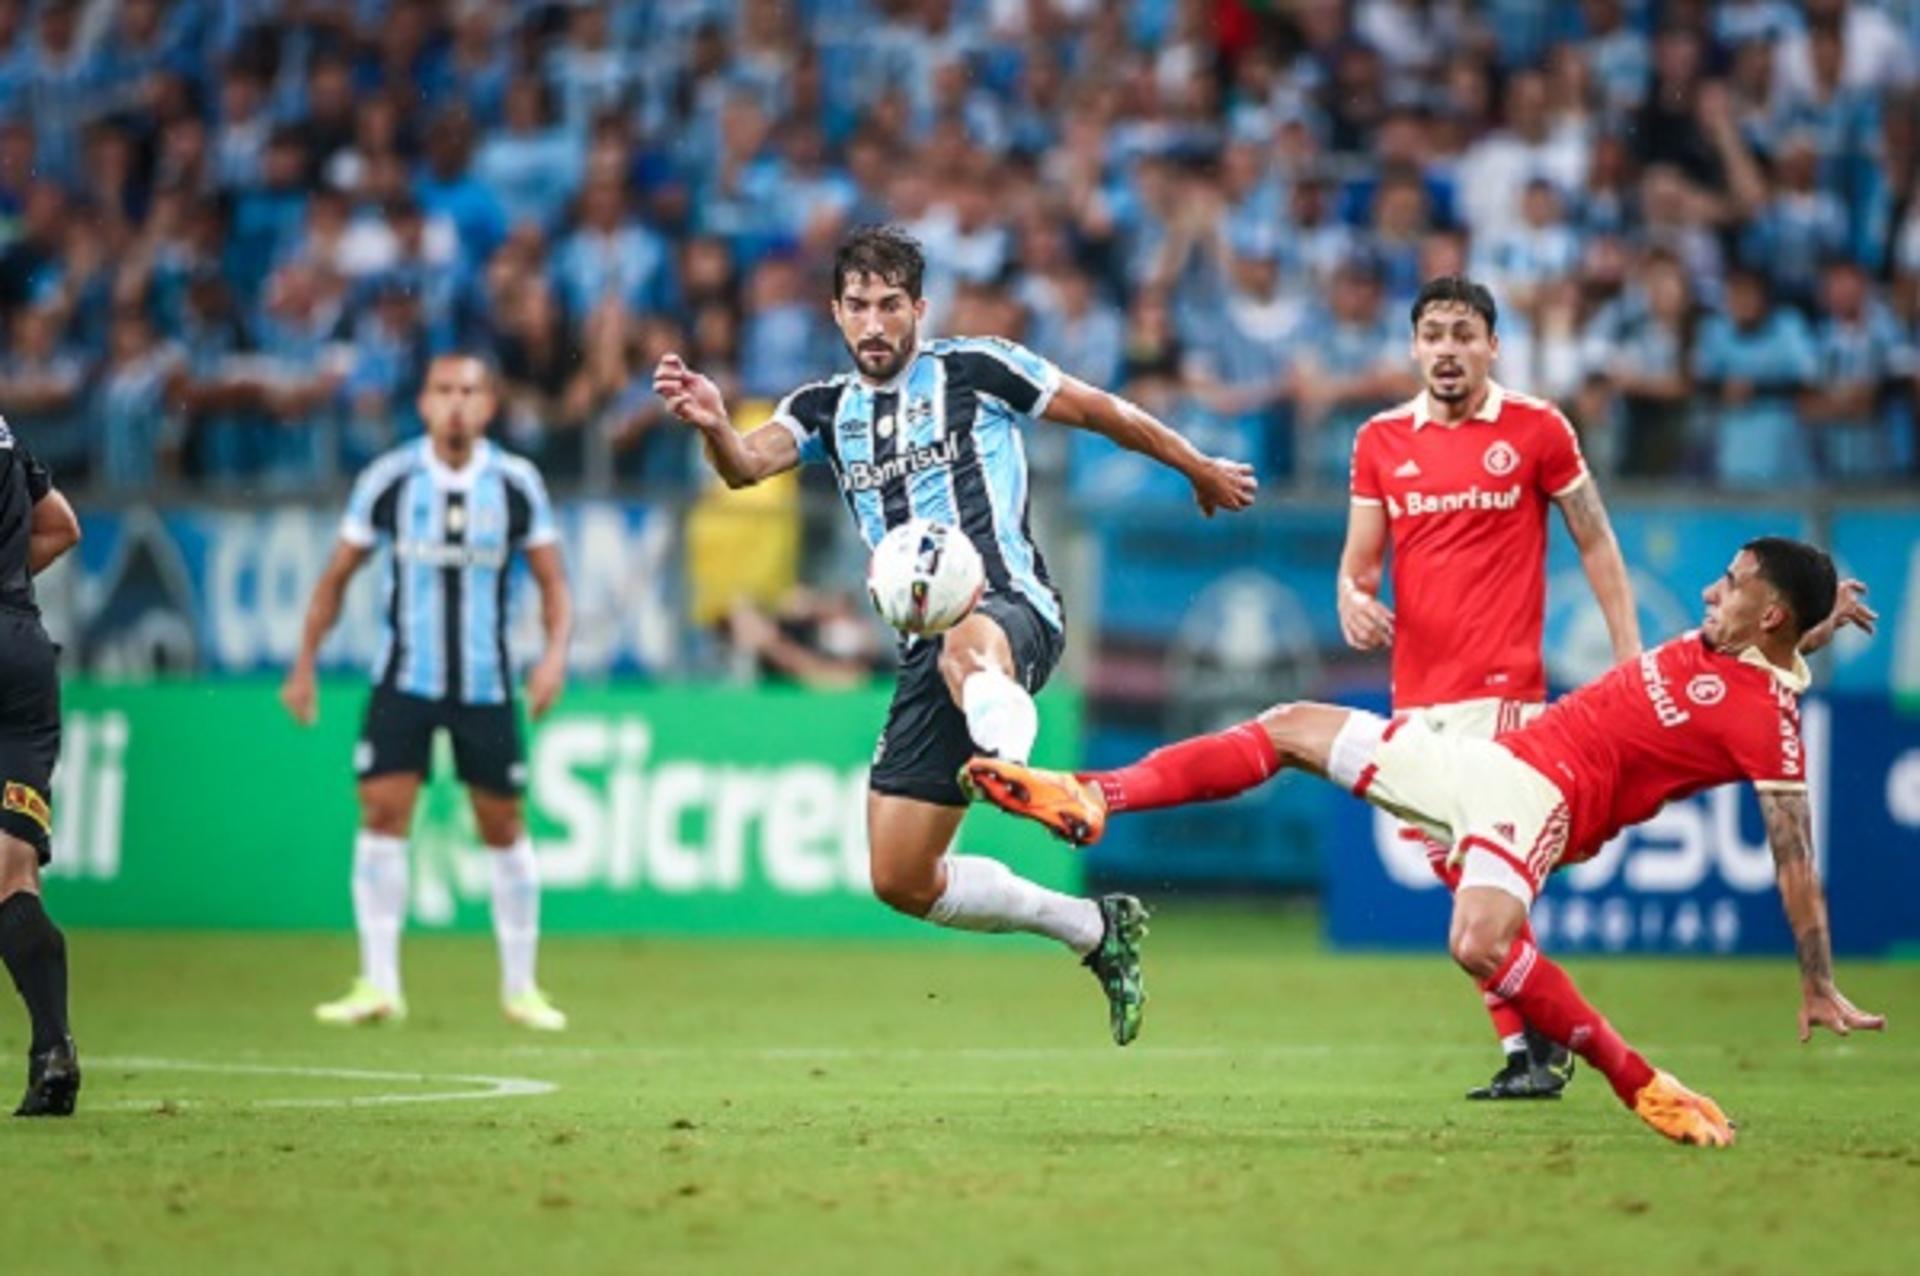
[1482,440,1519,477]
[1686,673,1726,706]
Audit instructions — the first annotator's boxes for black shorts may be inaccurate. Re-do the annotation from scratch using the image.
[870,592,1064,808]
[0,611,60,864]
[356,686,526,796]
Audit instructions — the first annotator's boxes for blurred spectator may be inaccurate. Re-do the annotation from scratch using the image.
[1739,132,1850,310]
[94,304,185,491]
[1583,250,1700,478]
[475,76,584,236]
[1693,268,1820,487]
[1290,255,1417,486]
[1473,178,1582,316]
[0,302,87,481]
[1456,70,1588,241]
[554,174,673,318]
[739,254,826,400]
[1803,258,1916,479]
[415,108,508,268]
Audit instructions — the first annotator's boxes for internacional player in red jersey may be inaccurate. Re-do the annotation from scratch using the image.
[1340,276,1641,1101]
[967,537,1884,1147]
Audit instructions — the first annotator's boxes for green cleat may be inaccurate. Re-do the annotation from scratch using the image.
[314,979,406,1026]
[1083,895,1149,1046]
[504,987,569,1032]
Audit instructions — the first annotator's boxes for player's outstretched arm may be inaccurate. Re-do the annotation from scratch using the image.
[1336,501,1393,650]
[524,543,572,720]
[652,352,800,489]
[1798,578,1877,655]
[1042,374,1257,517]
[1554,478,1641,664]
[281,540,371,726]
[26,485,80,575]
[1759,788,1887,1042]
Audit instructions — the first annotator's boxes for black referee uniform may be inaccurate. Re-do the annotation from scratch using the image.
[0,420,79,1116]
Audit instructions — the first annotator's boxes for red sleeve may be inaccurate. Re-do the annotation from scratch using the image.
[1350,422,1383,504]
[1538,409,1588,498]
[1728,687,1808,791]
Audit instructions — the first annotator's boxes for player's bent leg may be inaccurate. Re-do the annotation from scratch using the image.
[868,791,1146,1045]
[470,788,565,1032]
[938,611,1039,766]
[316,774,421,1027]
[966,706,1324,844]
[1466,883,1733,1146]
[0,837,79,1118]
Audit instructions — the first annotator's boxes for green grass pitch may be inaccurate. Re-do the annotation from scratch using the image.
[5,907,1916,1276]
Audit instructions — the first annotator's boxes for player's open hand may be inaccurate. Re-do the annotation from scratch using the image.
[652,353,727,432]
[1338,581,1395,650]
[1799,982,1886,1042]
[526,654,566,721]
[1830,578,1877,638]
[280,667,318,726]
[1191,456,1258,517]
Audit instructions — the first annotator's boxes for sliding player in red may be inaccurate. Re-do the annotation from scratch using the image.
[1341,276,1641,1100]
[968,538,1883,1146]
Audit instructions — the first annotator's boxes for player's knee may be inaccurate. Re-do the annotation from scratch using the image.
[869,860,940,918]
[1255,702,1308,756]
[1449,915,1512,980]
[0,839,40,900]
[475,811,524,848]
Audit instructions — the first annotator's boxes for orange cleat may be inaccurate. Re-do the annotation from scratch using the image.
[1632,1070,1737,1148]
[963,757,1109,846]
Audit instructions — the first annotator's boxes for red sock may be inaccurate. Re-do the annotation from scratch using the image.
[1481,936,1656,1107]
[1083,721,1280,813]
[1481,919,1537,1045]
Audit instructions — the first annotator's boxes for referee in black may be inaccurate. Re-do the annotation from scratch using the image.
[0,417,82,1116]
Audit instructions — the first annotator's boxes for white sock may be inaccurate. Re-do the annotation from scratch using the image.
[925,854,1104,955]
[1500,1032,1529,1058]
[962,668,1039,762]
[490,837,542,1000]
[351,831,409,998]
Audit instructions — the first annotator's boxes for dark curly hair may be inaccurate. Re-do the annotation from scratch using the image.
[833,225,925,301]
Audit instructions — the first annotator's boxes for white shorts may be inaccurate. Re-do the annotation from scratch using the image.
[1389,699,1545,874]
[1330,708,1569,907]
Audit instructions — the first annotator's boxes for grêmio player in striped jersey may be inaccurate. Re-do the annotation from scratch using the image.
[654,226,1257,1045]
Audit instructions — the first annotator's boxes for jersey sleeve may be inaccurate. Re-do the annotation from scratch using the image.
[951,338,1064,416]
[339,461,393,547]
[508,463,558,549]
[21,442,51,503]
[1349,422,1383,505]
[1539,408,1589,498]
[770,387,828,466]
[1728,687,1808,793]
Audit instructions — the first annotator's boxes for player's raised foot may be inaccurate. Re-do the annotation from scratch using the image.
[504,987,568,1032]
[1083,895,1148,1046]
[963,757,1108,846]
[314,979,406,1026]
[1631,1070,1736,1147]
[14,1037,81,1118]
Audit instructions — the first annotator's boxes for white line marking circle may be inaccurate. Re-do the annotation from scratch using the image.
[90,1056,558,1111]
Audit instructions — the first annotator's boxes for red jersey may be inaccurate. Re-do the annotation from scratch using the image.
[1350,381,1589,709]
[1499,632,1810,866]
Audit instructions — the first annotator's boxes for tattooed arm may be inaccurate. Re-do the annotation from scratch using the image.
[1759,788,1886,1042]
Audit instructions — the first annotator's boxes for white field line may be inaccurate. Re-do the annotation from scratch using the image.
[89,1056,557,1111]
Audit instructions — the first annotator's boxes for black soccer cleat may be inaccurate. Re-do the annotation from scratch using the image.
[15,1037,81,1117]
[1082,895,1148,1046]
[1527,1024,1576,1089]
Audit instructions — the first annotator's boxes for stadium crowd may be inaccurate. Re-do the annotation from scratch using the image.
[0,0,1915,496]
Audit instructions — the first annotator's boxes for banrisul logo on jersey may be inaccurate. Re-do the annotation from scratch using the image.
[840,438,961,493]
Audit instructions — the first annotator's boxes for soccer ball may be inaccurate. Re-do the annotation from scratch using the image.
[866,518,985,636]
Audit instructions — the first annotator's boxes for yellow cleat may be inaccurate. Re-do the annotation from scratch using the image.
[1632,1070,1736,1147]
[504,988,569,1032]
[314,979,406,1026]
[964,757,1109,846]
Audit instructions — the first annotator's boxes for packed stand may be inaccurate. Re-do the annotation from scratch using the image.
[0,0,1915,497]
